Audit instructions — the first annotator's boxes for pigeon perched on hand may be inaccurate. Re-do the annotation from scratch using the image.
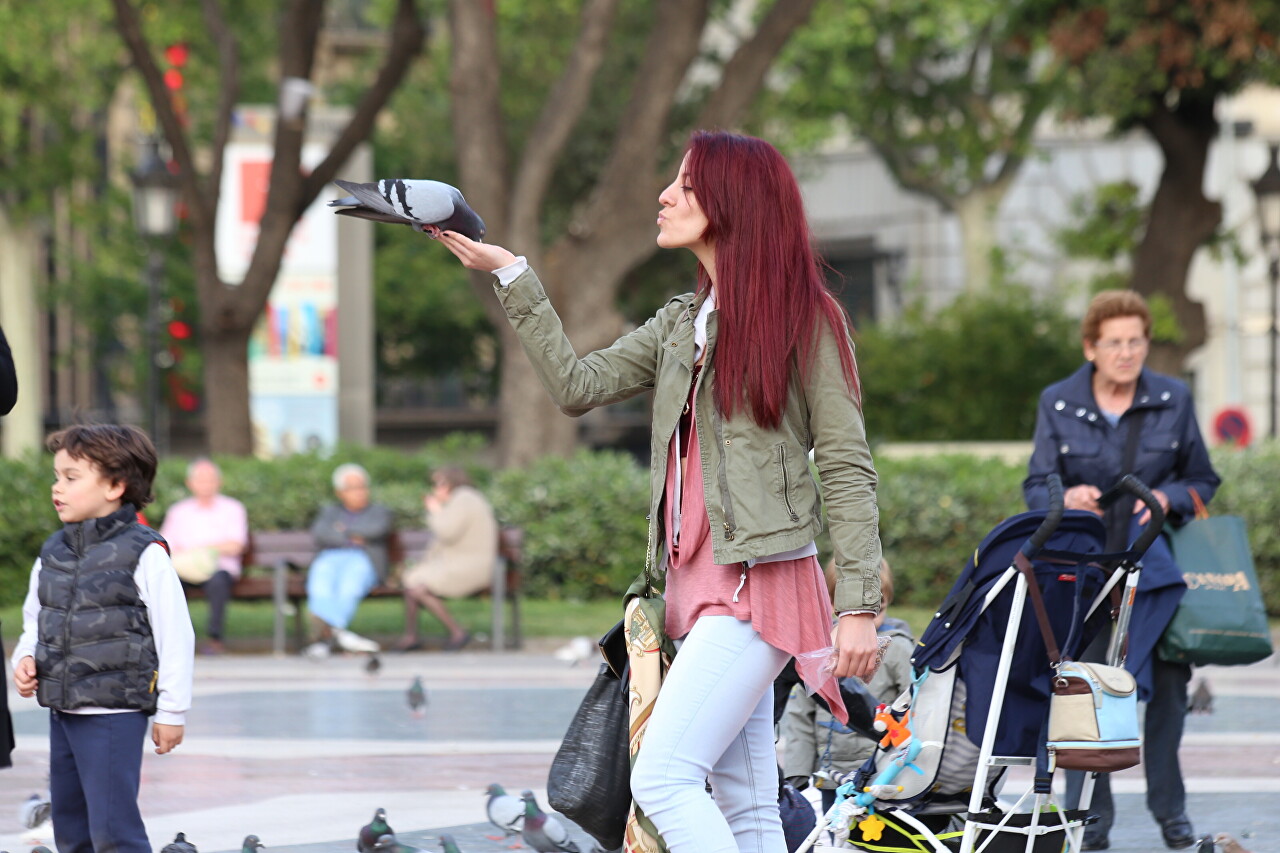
[329,179,486,241]
[161,832,199,853]
[520,790,581,853]
[242,835,265,853]
[485,783,524,840]
[358,808,395,853]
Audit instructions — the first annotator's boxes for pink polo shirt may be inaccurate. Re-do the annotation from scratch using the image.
[159,494,249,579]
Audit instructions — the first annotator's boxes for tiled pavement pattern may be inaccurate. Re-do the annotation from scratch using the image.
[3,641,1278,853]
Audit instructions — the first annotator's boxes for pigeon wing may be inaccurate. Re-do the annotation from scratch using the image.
[332,180,404,220]
[333,208,418,227]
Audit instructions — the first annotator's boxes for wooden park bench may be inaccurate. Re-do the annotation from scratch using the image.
[188,526,524,655]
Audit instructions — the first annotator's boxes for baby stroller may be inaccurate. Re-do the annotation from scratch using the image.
[797,475,1166,853]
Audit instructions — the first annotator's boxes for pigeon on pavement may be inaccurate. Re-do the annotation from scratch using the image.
[371,833,427,853]
[329,179,486,241]
[408,676,428,715]
[1188,677,1213,714]
[520,790,581,853]
[366,654,382,675]
[439,834,464,853]
[30,847,53,853]
[1215,834,1253,853]
[485,783,524,839]
[242,835,265,853]
[358,808,395,853]
[19,793,51,829]
[161,832,198,853]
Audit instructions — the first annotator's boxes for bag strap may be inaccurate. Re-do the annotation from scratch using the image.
[1188,487,1209,521]
[642,512,657,594]
[1015,551,1062,665]
[1104,408,1147,551]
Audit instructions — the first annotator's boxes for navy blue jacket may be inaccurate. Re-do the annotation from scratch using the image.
[1023,363,1221,698]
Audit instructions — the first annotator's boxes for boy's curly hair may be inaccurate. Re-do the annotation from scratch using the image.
[46,424,157,509]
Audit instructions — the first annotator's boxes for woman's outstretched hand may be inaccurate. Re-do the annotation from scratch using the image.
[425,225,516,272]
[833,613,879,680]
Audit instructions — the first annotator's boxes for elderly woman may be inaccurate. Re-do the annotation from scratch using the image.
[304,463,394,658]
[1023,290,1220,851]
[393,467,497,652]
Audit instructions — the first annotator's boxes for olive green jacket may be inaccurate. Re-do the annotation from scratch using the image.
[494,268,883,613]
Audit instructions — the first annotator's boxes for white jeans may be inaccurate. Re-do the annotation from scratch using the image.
[631,615,791,853]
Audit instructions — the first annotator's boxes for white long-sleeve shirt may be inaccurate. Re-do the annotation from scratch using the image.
[11,543,196,726]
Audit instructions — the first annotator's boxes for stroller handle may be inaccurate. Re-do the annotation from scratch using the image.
[1109,473,1166,555]
[1022,474,1065,557]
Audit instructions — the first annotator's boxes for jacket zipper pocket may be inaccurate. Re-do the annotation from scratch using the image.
[777,445,800,522]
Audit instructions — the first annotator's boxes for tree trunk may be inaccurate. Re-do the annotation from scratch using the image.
[952,185,1010,293]
[1132,98,1221,375]
[202,322,254,456]
[495,333,580,465]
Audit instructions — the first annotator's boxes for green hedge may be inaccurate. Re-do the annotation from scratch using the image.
[2,437,1278,614]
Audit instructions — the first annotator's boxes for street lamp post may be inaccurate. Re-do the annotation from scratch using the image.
[130,137,179,452]
[1251,143,1280,439]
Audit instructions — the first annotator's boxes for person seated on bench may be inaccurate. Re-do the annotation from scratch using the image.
[392,466,496,652]
[160,458,248,655]
[304,463,393,658]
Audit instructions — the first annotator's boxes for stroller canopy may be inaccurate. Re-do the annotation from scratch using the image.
[912,509,1111,756]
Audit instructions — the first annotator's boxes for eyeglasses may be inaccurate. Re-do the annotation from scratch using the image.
[1094,338,1148,354]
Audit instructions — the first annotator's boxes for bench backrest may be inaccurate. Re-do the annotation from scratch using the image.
[244,530,319,570]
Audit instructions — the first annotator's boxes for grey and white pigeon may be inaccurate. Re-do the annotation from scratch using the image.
[439,834,464,853]
[30,848,53,853]
[365,654,382,675]
[484,783,524,839]
[1188,677,1214,714]
[408,676,428,715]
[358,808,395,853]
[371,834,427,853]
[161,832,199,853]
[242,835,265,853]
[19,792,51,828]
[329,179,486,241]
[520,790,580,853]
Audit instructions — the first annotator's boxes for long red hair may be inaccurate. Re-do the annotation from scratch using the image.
[685,130,860,429]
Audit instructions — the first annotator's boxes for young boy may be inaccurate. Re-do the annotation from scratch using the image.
[10,424,195,853]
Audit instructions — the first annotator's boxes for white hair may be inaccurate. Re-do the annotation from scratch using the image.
[186,457,220,479]
[331,463,370,490]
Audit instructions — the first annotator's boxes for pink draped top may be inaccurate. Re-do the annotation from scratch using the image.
[662,413,846,724]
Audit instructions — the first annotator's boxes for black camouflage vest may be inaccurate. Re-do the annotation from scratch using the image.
[36,504,166,713]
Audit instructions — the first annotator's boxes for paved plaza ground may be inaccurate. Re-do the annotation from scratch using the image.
[3,640,1278,853]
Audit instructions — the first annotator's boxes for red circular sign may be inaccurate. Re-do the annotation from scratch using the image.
[1212,407,1252,447]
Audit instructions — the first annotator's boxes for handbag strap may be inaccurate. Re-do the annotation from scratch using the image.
[1188,487,1209,521]
[1103,408,1147,551]
[642,511,657,595]
[1015,551,1062,666]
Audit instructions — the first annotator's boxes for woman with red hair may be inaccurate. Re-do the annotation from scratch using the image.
[432,130,883,853]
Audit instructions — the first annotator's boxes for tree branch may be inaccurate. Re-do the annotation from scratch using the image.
[694,0,818,130]
[509,0,621,247]
[301,0,427,203]
[573,0,710,239]
[110,0,211,233]
[448,0,510,239]
[201,0,239,207]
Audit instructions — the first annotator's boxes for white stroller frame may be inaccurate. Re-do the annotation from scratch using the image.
[796,475,1165,853]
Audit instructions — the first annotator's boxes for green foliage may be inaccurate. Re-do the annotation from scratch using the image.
[4,439,1280,617]
[857,284,1082,440]
[764,0,1060,204]
[876,454,1027,606]
[488,450,651,601]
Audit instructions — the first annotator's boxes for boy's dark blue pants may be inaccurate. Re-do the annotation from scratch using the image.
[50,709,151,853]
